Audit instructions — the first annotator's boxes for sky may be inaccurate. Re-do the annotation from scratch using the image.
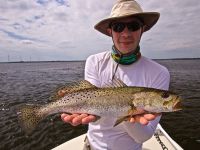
[0,0,200,62]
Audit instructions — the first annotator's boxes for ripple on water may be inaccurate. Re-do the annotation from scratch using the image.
[0,60,199,150]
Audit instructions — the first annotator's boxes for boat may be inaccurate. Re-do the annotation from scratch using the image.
[52,124,183,150]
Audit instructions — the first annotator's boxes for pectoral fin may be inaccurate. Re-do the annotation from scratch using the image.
[114,108,138,127]
[114,115,131,127]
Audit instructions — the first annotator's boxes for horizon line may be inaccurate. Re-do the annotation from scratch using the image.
[0,57,200,63]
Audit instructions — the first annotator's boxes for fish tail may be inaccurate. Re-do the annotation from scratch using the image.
[17,104,44,135]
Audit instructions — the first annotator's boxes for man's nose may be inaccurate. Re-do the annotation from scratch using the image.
[121,27,131,37]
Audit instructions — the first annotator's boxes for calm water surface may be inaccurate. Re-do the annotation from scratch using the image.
[0,60,199,150]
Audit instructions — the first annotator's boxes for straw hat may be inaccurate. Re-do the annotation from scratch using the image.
[94,0,160,36]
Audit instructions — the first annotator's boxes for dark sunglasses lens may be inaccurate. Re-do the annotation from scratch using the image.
[112,23,125,32]
[127,22,141,31]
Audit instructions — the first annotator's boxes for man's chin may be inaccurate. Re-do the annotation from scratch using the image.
[119,46,136,52]
[118,48,132,54]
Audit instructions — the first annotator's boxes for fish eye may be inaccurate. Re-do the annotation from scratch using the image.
[161,92,170,99]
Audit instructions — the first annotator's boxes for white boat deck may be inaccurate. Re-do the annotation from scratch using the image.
[53,124,183,150]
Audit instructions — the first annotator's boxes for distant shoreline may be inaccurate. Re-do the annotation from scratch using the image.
[154,57,200,60]
[0,60,85,63]
[0,58,199,63]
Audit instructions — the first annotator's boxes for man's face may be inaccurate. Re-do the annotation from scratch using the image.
[107,17,143,54]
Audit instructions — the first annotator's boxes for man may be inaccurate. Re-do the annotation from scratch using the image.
[61,0,170,149]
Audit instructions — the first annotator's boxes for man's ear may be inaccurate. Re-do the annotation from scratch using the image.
[140,25,146,37]
[141,25,146,33]
[107,28,112,36]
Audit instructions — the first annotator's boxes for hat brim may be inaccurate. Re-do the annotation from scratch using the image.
[94,12,160,36]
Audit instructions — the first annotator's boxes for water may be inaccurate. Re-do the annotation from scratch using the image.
[0,60,199,150]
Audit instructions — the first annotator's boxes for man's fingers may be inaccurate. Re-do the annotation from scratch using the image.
[61,113,72,122]
[130,114,149,125]
[66,114,86,126]
[134,115,149,125]
[71,114,88,125]
[61,113,79,124]
[130,113,161,125]
[143,113,161,121]
[61,113,96,126]
[129,117,135,123]
[143,114,156,121]
[82,115,97,124]
[61,113,67,120]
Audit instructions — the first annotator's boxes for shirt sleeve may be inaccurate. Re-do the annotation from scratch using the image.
[84,55,101,87]
[152,67,170,90]
[123,68,170,143]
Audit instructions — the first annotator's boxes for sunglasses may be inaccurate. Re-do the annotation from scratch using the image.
[111,21,142,33]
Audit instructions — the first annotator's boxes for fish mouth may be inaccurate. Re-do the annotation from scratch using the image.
[173,98,182,111]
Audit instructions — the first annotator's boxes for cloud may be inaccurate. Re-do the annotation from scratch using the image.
[139,0,200,55]
[0,28,45,43]
[0,0,199,62]
[21,40,34,45]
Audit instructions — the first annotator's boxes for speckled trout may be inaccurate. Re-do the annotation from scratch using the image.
[17,79,182,134]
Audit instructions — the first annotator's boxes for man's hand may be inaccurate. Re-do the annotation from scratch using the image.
[61,112,160,126]
[61,113,96,126]
[129,109,161,125]
[129,113,161,125]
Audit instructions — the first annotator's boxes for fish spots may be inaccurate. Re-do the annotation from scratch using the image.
[161,92,170,99]
[17,81,182,134]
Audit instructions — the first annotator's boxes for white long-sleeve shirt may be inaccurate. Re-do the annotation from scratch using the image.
[84,51,170,150]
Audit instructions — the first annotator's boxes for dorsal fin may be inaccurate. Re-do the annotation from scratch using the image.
[104,78,127,88]
[50,80,96,101]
